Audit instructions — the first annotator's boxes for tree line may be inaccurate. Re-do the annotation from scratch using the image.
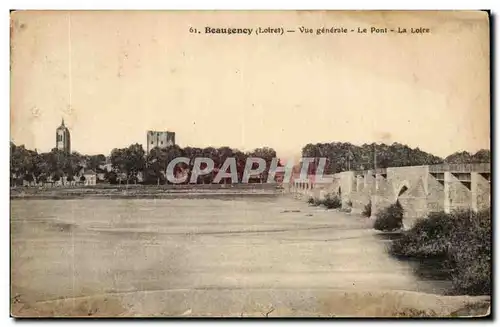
[10,143,106,186]
[301,142,490,174]
[11,140,490,186]
[107,144,279,185]
[10,142,279,186]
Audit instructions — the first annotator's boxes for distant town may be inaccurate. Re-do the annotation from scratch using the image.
[10,119,285,187]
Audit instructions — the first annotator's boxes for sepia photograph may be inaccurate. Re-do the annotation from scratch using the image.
[9,10,491,318]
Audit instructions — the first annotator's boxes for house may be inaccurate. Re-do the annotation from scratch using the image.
[81,169,97,186]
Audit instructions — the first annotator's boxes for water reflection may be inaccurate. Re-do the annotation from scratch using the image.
[375,231,453,294]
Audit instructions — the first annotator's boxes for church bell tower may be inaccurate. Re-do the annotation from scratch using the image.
[56,118,71,153]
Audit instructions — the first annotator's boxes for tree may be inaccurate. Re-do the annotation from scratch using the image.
[234,150,248,182]
[86,154,106,171]
[10,143,32,185]
[445,151,473,164]
[195,147,217,184]
[472,149,490,163]
[37,173,48,185]
[444,149,490,165]
[247,147,277,183]
[300,142,444,173]
[52,171,62,184]
[10,142,20,184]
[64,152,84,183]
[164,145,184,183]
[110,144,146,184]
[104,170,118,184]
[215,146,235,184]
[145,147,166,185]
[47,148,68,184]
[35,153,51,185]
[9,144,42,185]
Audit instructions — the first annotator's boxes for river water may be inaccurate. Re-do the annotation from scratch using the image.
[11,196,453,316]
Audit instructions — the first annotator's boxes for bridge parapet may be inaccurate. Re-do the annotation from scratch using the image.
[429,163,490,173]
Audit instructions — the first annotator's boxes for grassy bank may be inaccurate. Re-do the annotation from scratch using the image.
[389,209,491,296]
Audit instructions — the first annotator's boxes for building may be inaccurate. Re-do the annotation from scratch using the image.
[146,130,175,153]
[81,169,97,186]
[56,118,71,153]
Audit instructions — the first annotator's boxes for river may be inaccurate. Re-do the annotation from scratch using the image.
[11,196,460,317]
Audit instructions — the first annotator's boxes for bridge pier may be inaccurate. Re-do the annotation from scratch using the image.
[371,173,392,219]
[471,172,490,212]
[444,172,472,213]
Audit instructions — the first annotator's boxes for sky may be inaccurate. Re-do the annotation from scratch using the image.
[10,11,490,161]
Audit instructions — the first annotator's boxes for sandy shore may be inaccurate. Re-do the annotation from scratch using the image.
[12,289,490,317]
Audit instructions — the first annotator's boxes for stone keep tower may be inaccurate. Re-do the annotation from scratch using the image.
[146,130,176,154]
[56,118,71,153]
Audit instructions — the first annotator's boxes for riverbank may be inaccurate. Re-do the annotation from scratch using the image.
[387,210,491,297]
[10,184,283,200]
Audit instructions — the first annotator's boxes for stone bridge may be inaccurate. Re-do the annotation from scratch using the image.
[288,163,491,228]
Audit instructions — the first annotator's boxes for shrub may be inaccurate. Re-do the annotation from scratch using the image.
[373,201,404,231]
[347,200,353,208]
[307,197,323,206]
[389,209,491,296]
[448,209,491,295]
[323,194,342,209]
[307,194,342,209]
[390,211,454,257]
[362,200,372,217]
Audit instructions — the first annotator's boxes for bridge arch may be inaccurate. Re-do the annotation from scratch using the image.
[394,181,410,202]
[398,185,409,197]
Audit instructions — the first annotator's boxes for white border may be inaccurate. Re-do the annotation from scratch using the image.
[3,1,498,326]
[3,0,500,10]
